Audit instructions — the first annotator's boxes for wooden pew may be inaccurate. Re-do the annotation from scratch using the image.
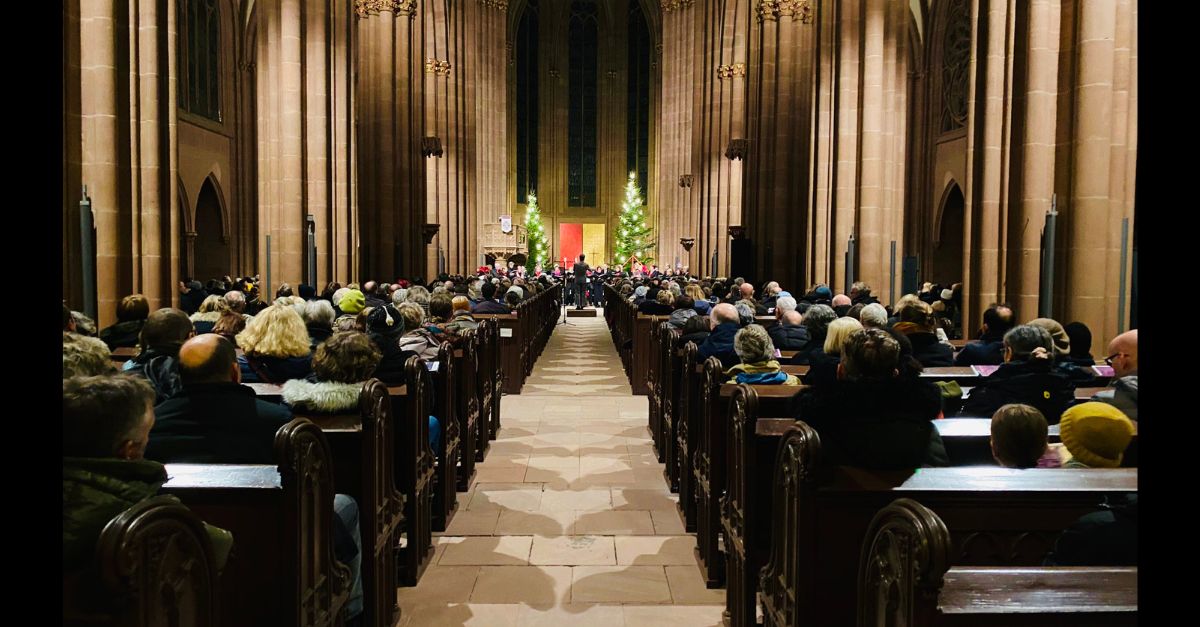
[429,342,461,532]
[633,314,669,395]
[675,342,703,532]
[648,321,663,459]
[757,423,1138,627]
[63,496,220,627]
[289,380,405,627]
[396,357,436,586]
[722,385,799,627]
[474,313,521,395]
[858,498,1137,626]
[161,419,352,627]
[475,318,498,447]
[455,329,481,489]
[935,418,1139,467]
[659,322,683,491]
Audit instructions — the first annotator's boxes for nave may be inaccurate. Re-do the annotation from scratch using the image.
[399,311,727,626]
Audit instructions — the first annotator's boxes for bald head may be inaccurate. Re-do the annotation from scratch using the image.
[712,303,739,325]
[832,294,852,307]
[178,334,239,384]
[739,283,755,299]
[1106,330,1138,377]
[782,310,804,326]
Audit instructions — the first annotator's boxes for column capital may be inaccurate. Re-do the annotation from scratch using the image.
[355,0,418,19]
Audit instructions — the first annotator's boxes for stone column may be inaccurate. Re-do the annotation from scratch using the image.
[356,0,426,281]
[475,0,507,265]
[64,0,180,325]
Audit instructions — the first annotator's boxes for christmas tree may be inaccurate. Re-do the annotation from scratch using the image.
[524,191,550,271]
[613,172,654,270]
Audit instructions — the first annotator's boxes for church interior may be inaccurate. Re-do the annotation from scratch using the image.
[62,1,1138,625]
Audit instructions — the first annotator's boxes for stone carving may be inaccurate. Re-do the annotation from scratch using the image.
[422,136,443,157]
[941,0,970,133]
[680,237,696,251]
[717,63,747,80]
[679,174,694,188]
[425,59,452,76]
[725,139,749,161]
[422,223,441,244]
[758,0,814,24]
[354,0,418,18]
[663,0,696,13]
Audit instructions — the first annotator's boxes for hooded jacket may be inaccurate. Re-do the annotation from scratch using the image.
[958,359,1076,423]
[63,457,232,570]
[124,346,184,404]
[281,379,363,413]
[697,322,741,370]
[148,382,293,463]
[98,320,145,350]
[768,323,811,351]
[725,360,801,385]
[795,378,948,469]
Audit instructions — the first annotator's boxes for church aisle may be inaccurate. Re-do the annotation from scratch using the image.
[398,310,725,626]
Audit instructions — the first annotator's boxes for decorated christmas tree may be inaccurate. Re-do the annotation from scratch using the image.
[613,172,654,270]
[524,191,550,271]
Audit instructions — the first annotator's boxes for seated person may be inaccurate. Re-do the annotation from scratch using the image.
[737,283,768,315]
[64,332,115,378]
[189,295,230,335]
[769,310,811,351]
[804,316,863,386]
[831,294,852,318]
[638,289,675,315]
[283,331,382,412]
[1063,321,1097,367]
[148,335,363,622]
[444,296,480,335]
[859,303,889,330]
[849,281,880,306]
[794,329,948,469]
[148,334,293,463]
[893,301,955,367]
[1058,402,1135,468]
[397,302,442,361]
[1093,330,1138,420]
[680,315,711,346]
[959,324,1075,423]
[235,303,313,383]
[725,324,801,385]
[1043,493,1137,566]
[427,293,454,333]
[954,304,1014,366]
[697,303,742,370]
[503,290,522,312]
[63,375,232,571]
[669,295,698,328]
[303,300,337,349]
[124,308,195,404]
[1028,317,1096,384]
[98,294,150,350]
[734,301,757,327]
[212,311,247,346]
[365,304,417,385]
[686,284,712,315]
[788,304,837,365]
[472,281,510,313]
[989,403,1049,468]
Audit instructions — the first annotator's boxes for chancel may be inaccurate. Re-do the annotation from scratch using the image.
[63,1,1137,625]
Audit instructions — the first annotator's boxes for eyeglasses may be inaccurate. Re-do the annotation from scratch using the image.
[1104,352,1127,366]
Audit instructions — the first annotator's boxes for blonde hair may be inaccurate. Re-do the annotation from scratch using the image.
[236,304,312,358]
[685,284,705,302]
[824,317,864,355]
[893,293,921,312]
[198,294,230,314]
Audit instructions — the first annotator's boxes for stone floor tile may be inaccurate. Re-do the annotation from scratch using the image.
[570,566,672,603]
[438,536,533,566]
[529,535,617,566]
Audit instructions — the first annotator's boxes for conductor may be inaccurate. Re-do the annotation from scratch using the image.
[573,254,590,309]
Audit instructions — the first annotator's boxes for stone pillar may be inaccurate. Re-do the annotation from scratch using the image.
[743,0,818,290]
[356,0,426,281]
[64,0,180,325]
[1061,0,1136,344]
[658,1,697,271]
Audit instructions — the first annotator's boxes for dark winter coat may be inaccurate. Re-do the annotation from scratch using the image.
[697,322,740,370]
[98,320,145,350]
[768,323,811,351]
[958,359,1076,423]
[906,332,955,367]
[148,382,293,464]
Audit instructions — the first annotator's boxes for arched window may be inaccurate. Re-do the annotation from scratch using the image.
[568,0,598,207]
[179,0,221,122]
[516,0,539,204]
[940,0,970,134]
[627,2,651,194]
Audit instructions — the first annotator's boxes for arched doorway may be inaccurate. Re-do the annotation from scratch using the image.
[193,177,230,283]
[931,182,964,287]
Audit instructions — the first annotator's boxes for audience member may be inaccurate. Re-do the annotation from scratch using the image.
[805,317,863,386]
[472,281,509,314]
[686,284,712,315]
[859,303,889,329]
[989,403,1049,468]
[303,300,337,349]
[444,296,480,335]
[1058,402,1135,468]
[235,304,313,383]
[725,324,800,385]
[697,303,741,369]
[793,328,948,469]
[282,331,382,412]
[769,310,810,351]
[190,295,230,335]
[893,301,955,367]
[669,296,697,328]
[64,332,114,378]
[1092,330,1138,420]
[959,324,1075,422]
[1062,321,1096,367]
[124,308,194,403]
[831,294,852,317]
[99,294,150,349]
[639,289,674,315]
[789,304,836,365]
[849,281,880,306]
[954,304,1015,366]
[680,315,711,346]
[211,311,247,346]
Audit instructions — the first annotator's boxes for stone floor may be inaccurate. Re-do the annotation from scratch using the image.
[398,311,725,626]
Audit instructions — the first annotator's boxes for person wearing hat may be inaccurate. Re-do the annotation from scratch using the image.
[339,289,366,316]
[1028,317,1097,385]
[1058,402,1135,468]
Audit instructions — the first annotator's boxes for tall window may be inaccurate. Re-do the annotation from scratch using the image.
[516,0,539,204]
[627,2,651,194]
[179,0,221,122]
[568,1,598,207]
[940,0,970,134]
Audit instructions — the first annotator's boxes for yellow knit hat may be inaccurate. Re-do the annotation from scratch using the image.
[339,289,366,315]
[1058,402,1134,468]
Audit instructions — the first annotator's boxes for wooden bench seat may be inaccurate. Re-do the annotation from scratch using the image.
[161,420,351,627]
[859,499,1137,627]
[757,426,1138,627]
[935,418,1138,467]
